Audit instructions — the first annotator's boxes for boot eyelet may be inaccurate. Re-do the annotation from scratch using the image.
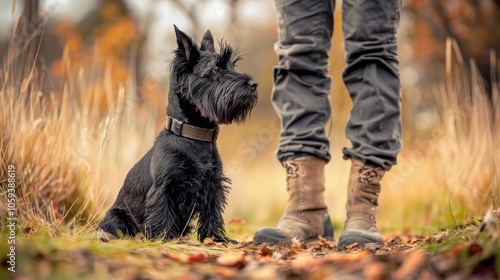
[298,211,304,216]
[371,207,375,211]
[300,200,306,205]
[300,185,306,192]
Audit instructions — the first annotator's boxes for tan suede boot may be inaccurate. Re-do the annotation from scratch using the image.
[253,156,334,245]
[337,158,385,247]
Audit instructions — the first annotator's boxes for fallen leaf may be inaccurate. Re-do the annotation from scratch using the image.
[418,269,437,280]
[449,244,463,259]
[364,243,384,251]
[216,252,245,268]
[214,267,238,277]
[318,235,334,249]
[167,252,189,263]
[245,266,279,279]
[468,243,482,256]
[188,253,207,262]
[363,261,385,280]
[393,250,426,279]
[227,217,246,224]
[344,251,370,263]
[291,237,302,250]
[260,245,274,257]
[280,247,298,260]
[177,272,204,280]
[326,251,369,264]
[431,231,448,243]
[400,235,410,244]
[345,242,359,250]
[292,254,319,269]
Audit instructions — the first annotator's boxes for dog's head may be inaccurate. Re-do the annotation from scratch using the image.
[170,25,258,124]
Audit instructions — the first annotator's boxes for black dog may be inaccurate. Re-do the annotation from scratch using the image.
[97,25,258,242]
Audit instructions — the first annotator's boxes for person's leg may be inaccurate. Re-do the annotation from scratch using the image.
[253,0,335,245]
[338,0,402,247]
[272,0,334,163]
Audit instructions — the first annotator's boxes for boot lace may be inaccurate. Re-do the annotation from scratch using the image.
[283,161,298,180]
[358,166,378,184]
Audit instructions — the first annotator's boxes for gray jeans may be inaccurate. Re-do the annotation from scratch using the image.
[272,0,402,169]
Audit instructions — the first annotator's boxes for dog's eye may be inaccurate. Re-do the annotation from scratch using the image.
[213,66,219,73]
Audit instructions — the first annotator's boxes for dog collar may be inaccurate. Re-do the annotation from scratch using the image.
[165,116,219,142]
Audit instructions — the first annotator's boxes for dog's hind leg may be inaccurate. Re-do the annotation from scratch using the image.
[97,149,153,240]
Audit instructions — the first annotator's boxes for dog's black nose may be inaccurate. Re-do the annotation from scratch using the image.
[248,80,258,90]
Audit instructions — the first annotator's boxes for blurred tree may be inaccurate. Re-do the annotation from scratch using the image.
[405,0,500,97]
[81,0,143,84]
[7,0,43,96]
[50,0,144,109]
[170,0,208,40]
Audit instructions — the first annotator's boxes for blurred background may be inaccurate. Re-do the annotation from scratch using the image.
[0,0,498,238]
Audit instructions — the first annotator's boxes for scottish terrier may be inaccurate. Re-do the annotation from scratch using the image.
[97,25,258,242]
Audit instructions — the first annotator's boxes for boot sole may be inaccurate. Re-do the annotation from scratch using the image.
[337,231,383,248]
[254,233,334,246]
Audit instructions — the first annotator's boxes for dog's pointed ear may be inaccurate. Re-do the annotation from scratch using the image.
[200,30,215,52]
[174,25,199,64]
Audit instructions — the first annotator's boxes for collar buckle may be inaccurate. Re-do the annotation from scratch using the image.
[172,118,184,136]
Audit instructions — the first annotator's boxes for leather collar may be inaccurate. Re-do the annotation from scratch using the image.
[165,116,219,142]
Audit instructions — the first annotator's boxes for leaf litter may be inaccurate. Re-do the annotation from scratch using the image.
[4,225,499,279]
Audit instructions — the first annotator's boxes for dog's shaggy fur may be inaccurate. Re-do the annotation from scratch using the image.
[97,26,258,242]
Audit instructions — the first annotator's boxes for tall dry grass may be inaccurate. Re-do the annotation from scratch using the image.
[434,39,499,215]
[0,40,161,235]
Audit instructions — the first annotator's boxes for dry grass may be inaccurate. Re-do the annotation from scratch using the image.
[378,39,499,231]
[433,39,499,216]
[0,41,161,234]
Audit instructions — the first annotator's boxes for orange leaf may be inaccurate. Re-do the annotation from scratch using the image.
[345,242,359,250]
[216,252,245,268]
[363,261,385,280]
[227,217,246,224]
[188,253,207,262]
[167,252,206,263]
[318,235,334,249]
[393,250,426,279]
[326,251,369,264]
[167,252,189,263]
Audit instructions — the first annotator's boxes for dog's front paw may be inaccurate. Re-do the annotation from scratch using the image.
[211,236,239,244]
[97,229,118,242]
